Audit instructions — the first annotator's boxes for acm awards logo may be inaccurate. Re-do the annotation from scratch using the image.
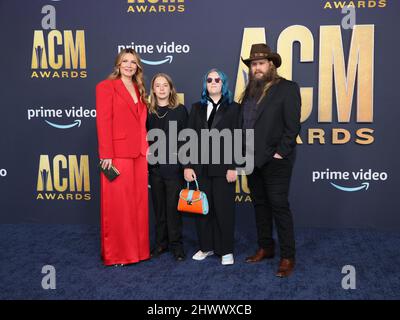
[235,26,375,146]
[126,0,185,13]
[31,4,87,79]
[36,155,91,201]
[323,0,387,9]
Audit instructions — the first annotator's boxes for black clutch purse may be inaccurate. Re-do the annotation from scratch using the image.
[98,161,120,181]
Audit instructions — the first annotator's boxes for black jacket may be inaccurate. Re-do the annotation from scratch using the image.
[183,100,241,177]
[147,104,188,178]
[239,78,301,168]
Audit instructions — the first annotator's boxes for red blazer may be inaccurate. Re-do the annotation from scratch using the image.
[96,79,148,159]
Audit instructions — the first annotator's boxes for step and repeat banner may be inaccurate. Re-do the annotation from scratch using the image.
[0,0,399,229]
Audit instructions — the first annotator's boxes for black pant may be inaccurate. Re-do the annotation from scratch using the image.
[149,171,184,253]
[247,158,296,259]
[194,175,235,256]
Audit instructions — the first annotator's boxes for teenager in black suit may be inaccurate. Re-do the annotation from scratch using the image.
[183,69,240,265]
[240,44,301,277]
[147,73,188,261]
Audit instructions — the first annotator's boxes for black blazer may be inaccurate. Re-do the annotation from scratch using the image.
[239,78,301,168]
[183,100,240,177]
[147,104,188,178]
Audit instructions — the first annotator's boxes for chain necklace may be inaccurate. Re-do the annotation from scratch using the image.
[155,111,169,119]
[155,106,169,119]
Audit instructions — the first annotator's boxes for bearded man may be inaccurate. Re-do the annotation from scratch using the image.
[240,43,301,277]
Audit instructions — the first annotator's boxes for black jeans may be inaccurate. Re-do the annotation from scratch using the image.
[149,170,184,254]
[247,158,296,259]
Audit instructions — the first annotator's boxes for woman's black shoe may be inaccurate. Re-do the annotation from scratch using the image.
[150,246,169,258]
[173,251,186,261]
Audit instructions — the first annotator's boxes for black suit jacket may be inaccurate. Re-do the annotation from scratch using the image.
[240,78,301,168]
[183,100,240,177]
[147,104,188,178]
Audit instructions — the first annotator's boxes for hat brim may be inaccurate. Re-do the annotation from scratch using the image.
[241,53,282,68]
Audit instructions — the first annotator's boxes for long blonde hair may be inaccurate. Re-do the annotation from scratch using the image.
[108,48,147,103]
[148,73,179,114]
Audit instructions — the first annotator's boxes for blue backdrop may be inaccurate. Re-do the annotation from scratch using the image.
[0,0,399,230]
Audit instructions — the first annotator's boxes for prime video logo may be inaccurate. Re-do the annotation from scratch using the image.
[27,106,96,129]
[117,42,191,65]
[312,168,388,192]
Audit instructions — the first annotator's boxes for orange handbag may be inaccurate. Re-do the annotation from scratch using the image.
[177,180,209,215]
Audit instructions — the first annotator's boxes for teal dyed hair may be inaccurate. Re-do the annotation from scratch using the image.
[200,68,233,105]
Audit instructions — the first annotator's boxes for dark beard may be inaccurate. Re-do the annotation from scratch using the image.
[244,68,276,102]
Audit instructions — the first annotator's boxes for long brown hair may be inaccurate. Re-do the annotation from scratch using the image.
[148,73,179,114]
[108,48,147,103]
[240,62,282,104]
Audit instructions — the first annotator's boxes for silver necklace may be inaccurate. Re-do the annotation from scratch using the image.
[155,109,169,119]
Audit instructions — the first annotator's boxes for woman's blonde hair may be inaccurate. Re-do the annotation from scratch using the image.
[148,73,179,114]
[108,48,147,103]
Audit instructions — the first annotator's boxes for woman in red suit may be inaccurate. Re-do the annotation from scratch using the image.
[96,48,149,266]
